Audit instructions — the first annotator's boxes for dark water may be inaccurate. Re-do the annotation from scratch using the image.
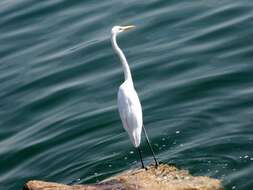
[1,1,253,189]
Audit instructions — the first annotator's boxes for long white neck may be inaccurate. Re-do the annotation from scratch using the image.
[111,33,132,82]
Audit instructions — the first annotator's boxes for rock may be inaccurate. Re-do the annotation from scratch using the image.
[23,164,223,190]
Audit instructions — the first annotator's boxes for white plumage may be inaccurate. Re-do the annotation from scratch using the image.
[111,25,143,148]
[117,80,143,147]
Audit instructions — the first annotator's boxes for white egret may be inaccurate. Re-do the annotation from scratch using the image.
[111,25,159,168]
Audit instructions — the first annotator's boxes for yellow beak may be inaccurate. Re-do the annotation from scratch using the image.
[122,25,136,31]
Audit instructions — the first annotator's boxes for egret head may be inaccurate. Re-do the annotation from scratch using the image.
[112,25,136,35]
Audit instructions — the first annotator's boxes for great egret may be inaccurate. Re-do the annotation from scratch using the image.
[111,25,159,168]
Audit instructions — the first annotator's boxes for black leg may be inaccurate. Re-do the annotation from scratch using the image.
[142,125,159,167]
[137,147,145,169]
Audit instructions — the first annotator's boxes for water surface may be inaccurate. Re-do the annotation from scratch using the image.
[1,1,253,189]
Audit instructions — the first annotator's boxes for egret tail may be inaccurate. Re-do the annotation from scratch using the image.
[142,125,159,167]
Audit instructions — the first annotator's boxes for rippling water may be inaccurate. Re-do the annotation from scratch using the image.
[1,1,253,189]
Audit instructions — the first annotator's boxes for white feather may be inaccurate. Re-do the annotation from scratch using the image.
[111,25,143,148]
[117,80,143,147]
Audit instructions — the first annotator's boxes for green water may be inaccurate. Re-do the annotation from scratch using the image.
[1,1,253,189]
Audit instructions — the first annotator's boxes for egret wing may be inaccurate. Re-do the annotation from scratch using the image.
[117,85,143,147]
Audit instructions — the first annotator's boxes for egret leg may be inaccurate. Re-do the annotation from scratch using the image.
[142,125,159,167]
[137,147,145,169]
